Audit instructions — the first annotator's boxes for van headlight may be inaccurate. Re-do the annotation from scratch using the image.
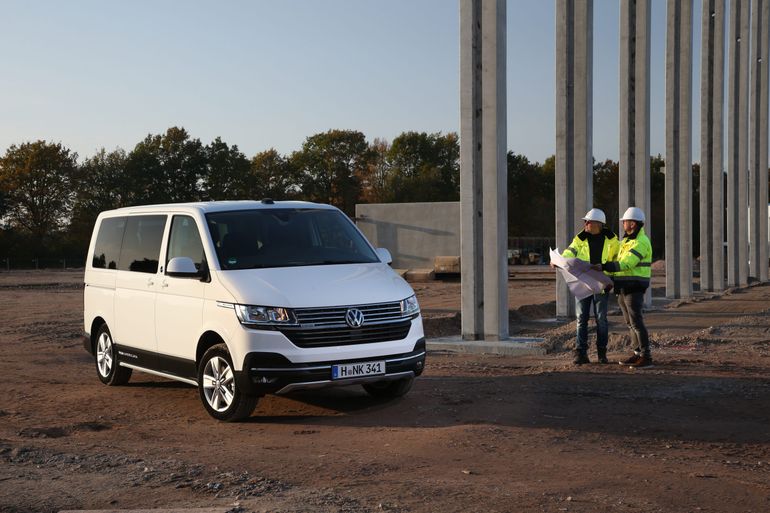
[401,295,420,317]
[235,305,297,327]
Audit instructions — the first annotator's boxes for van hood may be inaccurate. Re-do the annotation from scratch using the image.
[214,263,415,308]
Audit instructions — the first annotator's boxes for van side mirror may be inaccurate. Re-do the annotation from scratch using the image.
[376,248,393,265]
[167,257,200,278]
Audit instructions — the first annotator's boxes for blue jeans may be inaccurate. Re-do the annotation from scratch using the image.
[575,292,609,353]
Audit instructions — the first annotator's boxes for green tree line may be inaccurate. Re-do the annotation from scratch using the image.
[0,125,698,263]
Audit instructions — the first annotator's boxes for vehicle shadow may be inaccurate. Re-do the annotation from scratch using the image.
[250,370,770,444]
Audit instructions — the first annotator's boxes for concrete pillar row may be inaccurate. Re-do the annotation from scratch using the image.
[459,0,508,341]
[619,0,652,305]
[555,0,593,318]
[727,0,750,288]
[699,0,726,292]
[749,0,770,282]
[665,0,694,299]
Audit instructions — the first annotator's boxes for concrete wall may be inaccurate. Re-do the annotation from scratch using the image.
[355,202,460,269]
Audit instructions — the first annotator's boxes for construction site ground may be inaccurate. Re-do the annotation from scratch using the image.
[1,268,769,513]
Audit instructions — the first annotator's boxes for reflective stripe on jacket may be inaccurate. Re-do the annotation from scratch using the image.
[562,228,620,276]
[603,227,652,290]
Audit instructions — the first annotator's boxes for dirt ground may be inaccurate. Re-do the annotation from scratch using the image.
[1,269,770,513]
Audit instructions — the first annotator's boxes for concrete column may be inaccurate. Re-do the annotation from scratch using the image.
[556,0,593,318]
[699,0,726,292]
[749,0,769,282]
[665,0,694,299]
[460,0,483,339]
[459,0,508,340]
[727,0,750,287]
[480,0,508,339]
[619,0,652,305]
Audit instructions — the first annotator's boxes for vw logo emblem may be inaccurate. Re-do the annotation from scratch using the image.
[345,308,365,328]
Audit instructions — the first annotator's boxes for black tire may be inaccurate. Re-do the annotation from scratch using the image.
[197,344,258,422]
[362,376,414,399]
[94,324,132,386]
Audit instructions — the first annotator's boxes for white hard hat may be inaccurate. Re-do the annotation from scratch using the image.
[621,207,646,223]
[582,208,606,224]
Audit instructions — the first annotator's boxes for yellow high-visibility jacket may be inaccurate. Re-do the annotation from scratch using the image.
[562,228,620,276]
[603,227,652,293]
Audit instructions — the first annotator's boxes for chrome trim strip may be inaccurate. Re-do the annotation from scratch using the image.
[216,301,235,309]
[386,351,426,363]
[276,371,415,395]
[85,284,116,291]
[250,351,425,373]
[292,317,412,329]
[252,364,331,372]
[119,363,198,386]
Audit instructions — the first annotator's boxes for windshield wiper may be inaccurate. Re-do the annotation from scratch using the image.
[306,260,369,266]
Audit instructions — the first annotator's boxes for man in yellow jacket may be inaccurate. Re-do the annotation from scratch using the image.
[600,207,653,369]
[561,208,619,365]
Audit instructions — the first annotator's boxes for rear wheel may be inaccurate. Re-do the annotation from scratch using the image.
[95,324,132,386]
[362,376,414,399]
[198,344,258,422]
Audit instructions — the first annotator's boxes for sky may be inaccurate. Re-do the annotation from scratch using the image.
[0,0,719,166]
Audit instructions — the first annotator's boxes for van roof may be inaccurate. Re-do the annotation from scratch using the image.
[105,200,338,216]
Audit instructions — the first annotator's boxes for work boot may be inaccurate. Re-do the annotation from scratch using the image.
[619,352,641,365]
[573,351,590,365]
[628,355,654,369]
[597,348,608,364]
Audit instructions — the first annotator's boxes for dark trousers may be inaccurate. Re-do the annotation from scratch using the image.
[617,290,650,356]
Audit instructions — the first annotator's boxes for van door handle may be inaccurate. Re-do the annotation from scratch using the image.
[147,278,155,287]
[161,280,169,288]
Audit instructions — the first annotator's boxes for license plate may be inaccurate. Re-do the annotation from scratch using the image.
[331,360,386,380]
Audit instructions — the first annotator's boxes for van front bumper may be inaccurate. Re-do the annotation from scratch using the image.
[234,338,426,396]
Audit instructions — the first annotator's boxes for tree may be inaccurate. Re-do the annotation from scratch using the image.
[248,149,300,200]
[385,131,460,203]
[650,154,666,258]
[0,141,78,245]
[291,130,374,215]
[593,159,619,230]
[124,127,206,204]
[201,137,250,200]
[68,148,130,249]
[359,138,391,204]
[507,152,554,237]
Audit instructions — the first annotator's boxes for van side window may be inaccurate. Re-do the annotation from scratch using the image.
[118,215,167,273]
[92,217,127,269]
[167,215,205,270]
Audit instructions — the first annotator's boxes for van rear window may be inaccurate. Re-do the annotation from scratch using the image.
[118,215,167,273]
[92,217,127,269]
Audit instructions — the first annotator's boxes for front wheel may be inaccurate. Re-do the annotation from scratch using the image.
[198,344,258,422]
[362,376,414,399]
[95,324,132,386]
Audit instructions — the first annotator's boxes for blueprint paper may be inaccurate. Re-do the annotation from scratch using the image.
[549,248,613,300]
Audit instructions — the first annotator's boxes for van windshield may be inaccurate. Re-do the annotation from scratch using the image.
[206,209,380,270]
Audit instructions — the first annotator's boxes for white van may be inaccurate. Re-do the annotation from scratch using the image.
[83,200,425,421]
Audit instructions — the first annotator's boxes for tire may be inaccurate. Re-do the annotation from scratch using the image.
[198,344,258,422]
[362,376,414,399]
[95,324,132,386]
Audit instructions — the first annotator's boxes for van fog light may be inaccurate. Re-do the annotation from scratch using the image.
[416,361,424,370]
[256,376,278,384]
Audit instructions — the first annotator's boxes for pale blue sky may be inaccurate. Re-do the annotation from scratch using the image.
[2,1,708,165]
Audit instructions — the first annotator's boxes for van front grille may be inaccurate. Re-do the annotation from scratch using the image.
[293,302,404,328]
